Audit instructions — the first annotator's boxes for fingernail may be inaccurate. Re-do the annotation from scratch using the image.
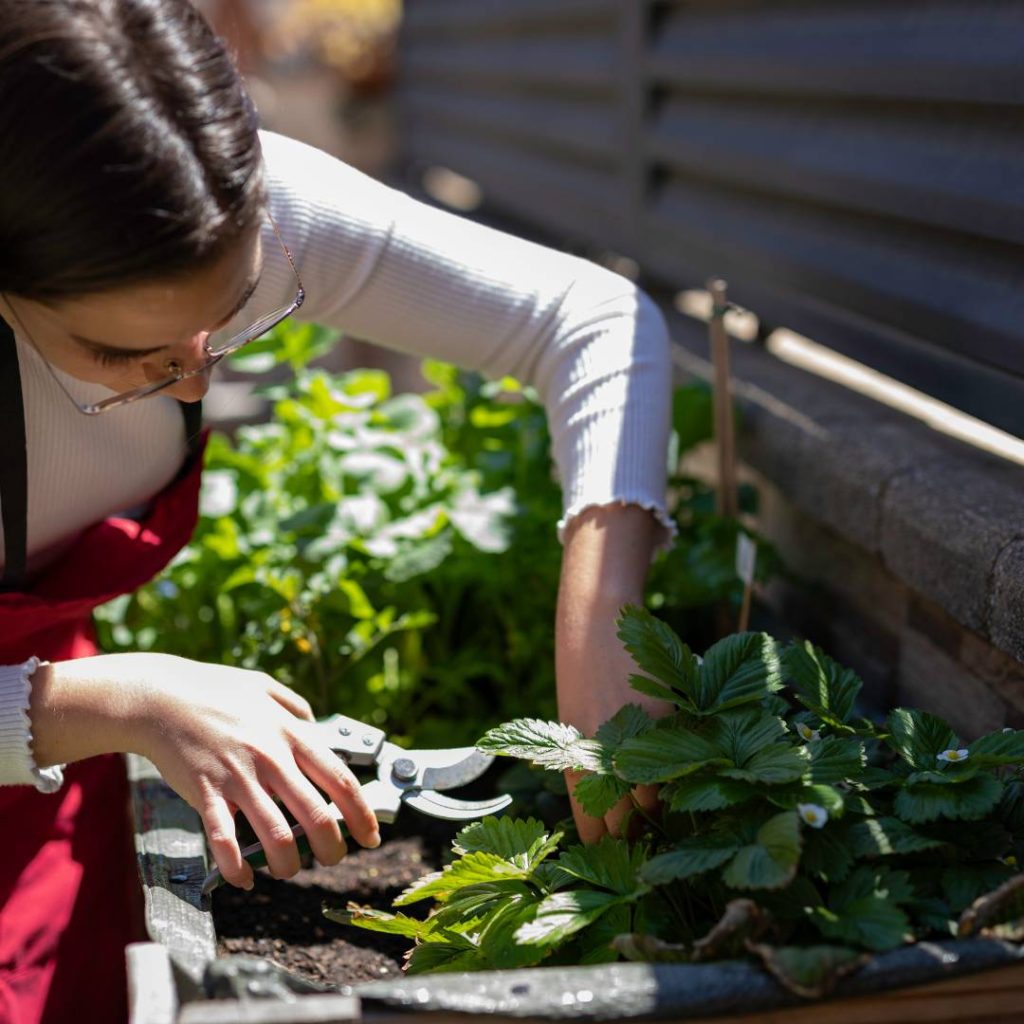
[367,830,381,849]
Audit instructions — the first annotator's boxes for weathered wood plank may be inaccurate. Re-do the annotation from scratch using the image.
[129,753,217,996]
[126,942,178,1024]
[178,994,360,1023]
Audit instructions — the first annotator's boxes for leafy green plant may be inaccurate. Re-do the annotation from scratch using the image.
[96,320,775,746]
[339,606,1024,996]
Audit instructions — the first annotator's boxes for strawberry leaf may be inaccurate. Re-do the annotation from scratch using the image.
[573,773,631,817]
[640,837,740,885]
[806,737,865,785]
[722,811,802,891]
[616,605,699,709]
[614,727,726,784]
[514,890,624,946]
[782,642,862,729]
[395,851,528,906]
[667,776,757,813]
[886,709,958,771]
[695,632,783,714]
[477,718,604,773]
[555,838,649,897]
[848,817,946,857]
[894,774,1003,824]
[453,816,561,870]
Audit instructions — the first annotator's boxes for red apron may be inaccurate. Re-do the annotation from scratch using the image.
[0,317,206,1024]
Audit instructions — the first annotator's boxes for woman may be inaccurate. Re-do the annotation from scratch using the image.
[0,1,673,1021]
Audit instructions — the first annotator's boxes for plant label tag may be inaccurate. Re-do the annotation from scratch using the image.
[735,532,757,585]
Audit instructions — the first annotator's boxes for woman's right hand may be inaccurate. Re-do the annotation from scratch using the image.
[30,653,380,891]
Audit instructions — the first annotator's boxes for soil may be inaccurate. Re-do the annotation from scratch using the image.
[213,836,438,988]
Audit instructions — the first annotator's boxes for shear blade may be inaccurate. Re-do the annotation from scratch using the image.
[410,748,495,791]
[403,789,512,821]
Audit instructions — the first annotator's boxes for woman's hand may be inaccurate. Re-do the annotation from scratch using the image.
[30,654,380,890]
[557,505,673,841]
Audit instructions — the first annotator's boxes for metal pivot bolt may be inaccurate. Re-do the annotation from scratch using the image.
[392,758,418,783]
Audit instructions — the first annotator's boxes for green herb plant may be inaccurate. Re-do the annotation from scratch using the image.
[96,320,774,748]
[338,606,1024,998]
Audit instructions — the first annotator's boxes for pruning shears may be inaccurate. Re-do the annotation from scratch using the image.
[201,714,511,895]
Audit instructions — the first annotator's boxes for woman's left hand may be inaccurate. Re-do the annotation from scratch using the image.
[556,504,673,841]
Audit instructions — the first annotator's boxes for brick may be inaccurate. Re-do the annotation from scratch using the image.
[990,539,1024,663]
[881,453,1024,635]
[897,621,1007,739]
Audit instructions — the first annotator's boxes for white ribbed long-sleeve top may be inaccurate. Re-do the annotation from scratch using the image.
[0,131,673,792]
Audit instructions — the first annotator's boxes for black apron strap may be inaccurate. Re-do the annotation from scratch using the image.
[0,315,28,590]
[0,313,203,589]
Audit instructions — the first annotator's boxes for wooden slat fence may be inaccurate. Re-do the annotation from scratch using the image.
[398,1,1024,437]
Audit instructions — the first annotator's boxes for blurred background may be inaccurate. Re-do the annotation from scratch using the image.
[194,0,402,178]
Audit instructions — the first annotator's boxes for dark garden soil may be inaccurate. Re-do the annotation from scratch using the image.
[213,835,437,987]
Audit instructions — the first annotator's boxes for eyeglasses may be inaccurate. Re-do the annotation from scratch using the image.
[5,211,305,415]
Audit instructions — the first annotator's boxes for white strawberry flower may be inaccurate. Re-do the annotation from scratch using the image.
[937,748,969,763]
[797,803,829,829]
[796,722,821,742]
[1004,728,1015,734]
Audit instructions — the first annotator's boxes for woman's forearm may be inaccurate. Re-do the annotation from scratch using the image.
[556,504,660,730]
[27,655,149,767]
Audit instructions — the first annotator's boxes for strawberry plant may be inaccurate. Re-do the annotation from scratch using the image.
[337,606,1024,997]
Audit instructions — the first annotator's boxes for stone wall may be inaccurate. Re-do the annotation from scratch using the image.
[667,307,1024,738]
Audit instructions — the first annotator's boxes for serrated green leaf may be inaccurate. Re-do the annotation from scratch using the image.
[477,895,548,968]
[427,881,536,931]
[405,942,487,975]
[969,729,1024,767]
[906,767,979,786]
[573,774,631,817]
[595,703,655,747]
[326,905,425,938]
[848,817,946,857]
[614,728,726,784]
[627,673,679,703]
[578,903,632,965]
[854,767,900,791]
[640,837,740,885]
[395,851,528,906]
[894,774,1003,824]
[722,812,802,891]
[782,642,862,728]
[769,783,845,817]
[886,709,958,771]
[667,776,757,813]
[747,943,868,999]
[453,817,560,871]
[810,898,910,952]
[695,632,783,714]
[807,737,866,785]
[514,890,624,946]
[555,838,648,897]
[477,719,604,772]
[942,864,1016,914]
[707,709,787,766]
[801,825,855,883]
[720,743,811,785]
[840,866,915,905]
[616,605,698,706]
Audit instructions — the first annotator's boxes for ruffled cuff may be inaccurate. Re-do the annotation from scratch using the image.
[0,657,65,794]
[558,498,678,556]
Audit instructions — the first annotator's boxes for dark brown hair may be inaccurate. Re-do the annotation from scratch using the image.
[0,0,266,300]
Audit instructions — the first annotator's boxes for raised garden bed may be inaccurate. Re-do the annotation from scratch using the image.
[128,754,1024,1024]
